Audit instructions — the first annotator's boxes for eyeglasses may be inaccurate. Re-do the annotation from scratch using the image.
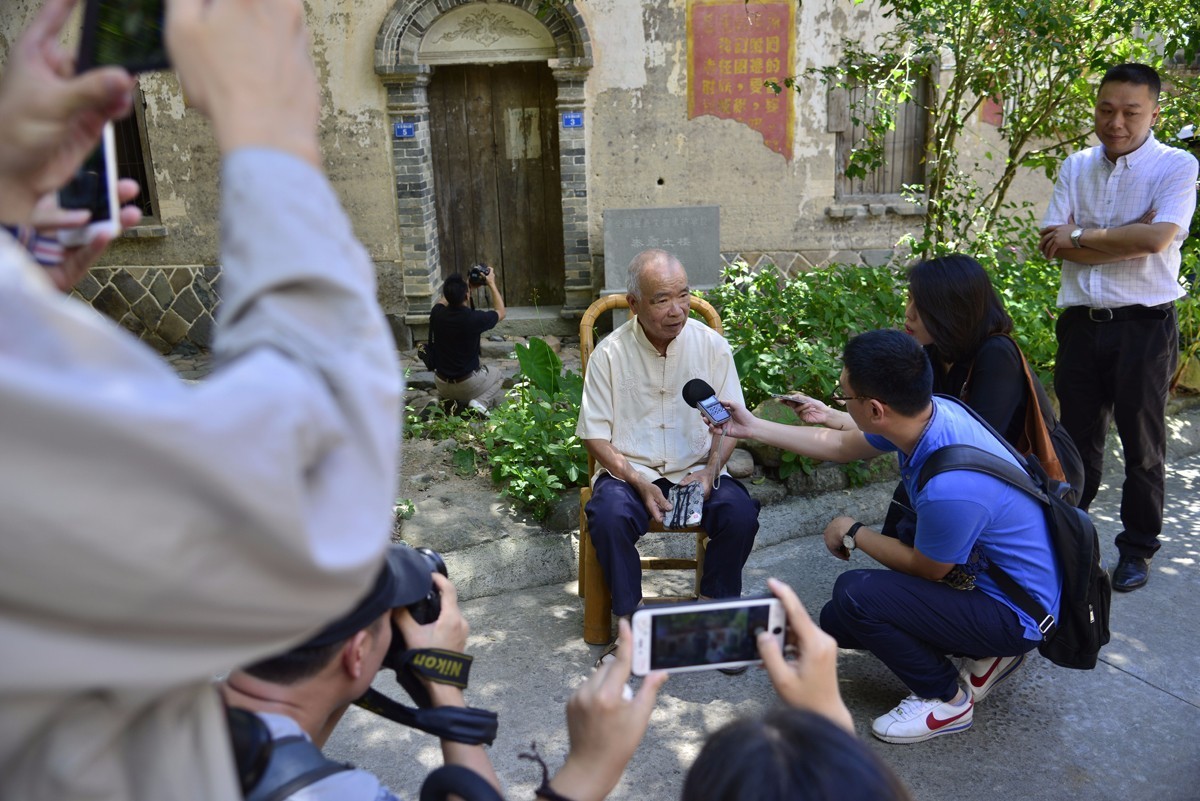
[830,384,872,406]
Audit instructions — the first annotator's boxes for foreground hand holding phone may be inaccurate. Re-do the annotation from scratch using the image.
[0,0,134,225]
[758,577,855,733]
[550,620,668,801]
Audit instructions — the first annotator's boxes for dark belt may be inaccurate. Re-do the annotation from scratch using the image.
[436,371,473,384]
[1064,302,1173,323]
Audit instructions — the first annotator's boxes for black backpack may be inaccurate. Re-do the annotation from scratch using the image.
[917,397,1112,670]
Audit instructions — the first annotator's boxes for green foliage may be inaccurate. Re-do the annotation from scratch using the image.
[394,498,416,520]
[484,338,588,520]
[794,0,1200,254]
[404,401,474,442]
[706,260,902,481]
[706,259,904,409]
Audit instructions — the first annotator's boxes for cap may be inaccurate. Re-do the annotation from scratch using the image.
[301,544,434,647]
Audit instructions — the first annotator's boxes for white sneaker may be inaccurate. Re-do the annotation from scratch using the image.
[466,399,489,415]
[871,693,973,744]
[959,653,1026,703]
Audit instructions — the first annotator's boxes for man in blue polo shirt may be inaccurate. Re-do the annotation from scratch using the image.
[718,329,1060,744]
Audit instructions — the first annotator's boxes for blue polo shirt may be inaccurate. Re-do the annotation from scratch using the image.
[866,397,1062,640]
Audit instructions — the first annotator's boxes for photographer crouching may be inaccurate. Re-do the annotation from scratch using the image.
[429,265,506,413]
[222,545,665,801]
[221,545,502,799]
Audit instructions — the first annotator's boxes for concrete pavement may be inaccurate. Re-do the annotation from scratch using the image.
[326,436,1200,800]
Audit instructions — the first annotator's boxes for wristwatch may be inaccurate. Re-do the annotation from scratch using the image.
[842,521,865,552]
[1070,228,1085,248]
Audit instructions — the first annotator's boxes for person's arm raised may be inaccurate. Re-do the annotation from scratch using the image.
[166,0,321,166]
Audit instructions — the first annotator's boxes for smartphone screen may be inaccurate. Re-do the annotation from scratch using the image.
[697,396,731,425]
[78,0,168,73]
[632,597,784,675]
[58,122,120,246]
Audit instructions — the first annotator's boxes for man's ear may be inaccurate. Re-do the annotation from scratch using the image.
[341,630,373,681]
[626,292,639,315]
[865,398,888,424]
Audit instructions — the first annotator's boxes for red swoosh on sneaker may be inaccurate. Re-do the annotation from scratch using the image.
[925,705,971,731]
[970,659,1001,689]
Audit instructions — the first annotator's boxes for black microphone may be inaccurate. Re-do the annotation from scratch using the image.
[682,378,731,425]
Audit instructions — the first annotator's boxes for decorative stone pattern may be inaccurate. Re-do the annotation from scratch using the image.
[718,248,899,278]
[72,266,221,353]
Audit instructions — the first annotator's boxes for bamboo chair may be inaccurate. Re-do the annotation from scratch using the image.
[577,293,724,644]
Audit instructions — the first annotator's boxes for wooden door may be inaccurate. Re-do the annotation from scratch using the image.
[428,62,565,306]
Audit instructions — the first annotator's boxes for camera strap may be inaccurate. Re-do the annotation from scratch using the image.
[353,688,499,745]
[351,648,497,745]
[404,648,473,690]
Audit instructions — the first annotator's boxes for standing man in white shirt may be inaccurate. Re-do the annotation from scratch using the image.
[0,0,402,798]
[1039,63,1199,592]
[576,249,760,660]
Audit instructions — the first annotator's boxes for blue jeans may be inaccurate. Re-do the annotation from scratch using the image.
[820,569,1039,701]
[585,473,760,616]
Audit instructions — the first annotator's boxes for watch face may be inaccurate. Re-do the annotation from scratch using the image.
[842,534,856,551]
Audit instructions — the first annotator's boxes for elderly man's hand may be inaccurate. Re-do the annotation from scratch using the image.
[636,479,672,524]
[678,469,714,501]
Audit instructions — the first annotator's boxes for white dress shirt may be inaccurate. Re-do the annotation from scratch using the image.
[577,316,745,484]
[0,149,402,800]
[1042,133,1198,308]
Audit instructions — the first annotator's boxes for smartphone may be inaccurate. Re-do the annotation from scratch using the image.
[696,395,732,425]
[631,596,786,676]
[77,0,169,73]
[58,121,121,247]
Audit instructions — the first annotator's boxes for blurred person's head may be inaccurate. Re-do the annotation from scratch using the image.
[841,328,932,418]
[905,254,1012,365]
[443,274,470,307]
[680,708,911,801]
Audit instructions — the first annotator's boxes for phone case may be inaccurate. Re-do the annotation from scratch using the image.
[630,596,785,676]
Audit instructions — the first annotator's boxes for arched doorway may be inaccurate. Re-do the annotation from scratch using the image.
[375,0,593,338]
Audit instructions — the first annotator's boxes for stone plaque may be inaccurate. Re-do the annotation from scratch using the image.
[602,206,721,292]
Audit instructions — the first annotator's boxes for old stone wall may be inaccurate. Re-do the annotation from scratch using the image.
[1,0,1061,351]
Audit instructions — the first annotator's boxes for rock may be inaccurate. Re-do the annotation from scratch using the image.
[725,447,755,478]
[540,334,562,352]
[745,478,788,506]
[546,487,583,531]
[481,339,517,359]
[741,398,805,467]
[785,463,848,496]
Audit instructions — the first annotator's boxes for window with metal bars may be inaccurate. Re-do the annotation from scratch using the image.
[112,86,160,224]
[833,75,930,200]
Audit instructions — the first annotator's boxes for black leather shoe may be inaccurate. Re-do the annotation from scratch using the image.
[1112,556,1151,592]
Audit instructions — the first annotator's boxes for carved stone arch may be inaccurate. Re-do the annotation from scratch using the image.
[375,0,594,340]
[374,0,591,69]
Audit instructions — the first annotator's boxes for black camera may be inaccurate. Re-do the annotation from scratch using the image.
[407,546,448,625]
[468,263,490,286]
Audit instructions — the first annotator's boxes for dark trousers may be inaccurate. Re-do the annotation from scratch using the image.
[585,473,760,616]
[1054,306,1177,559]
[820,570,1038,701]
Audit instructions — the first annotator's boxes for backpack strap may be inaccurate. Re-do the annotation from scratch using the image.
[246,734,353,801]
[918,444,1057,638]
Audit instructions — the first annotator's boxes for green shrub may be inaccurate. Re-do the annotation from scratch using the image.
[484,337,588,520]
[705,259,902,479]
[705,259,903,409]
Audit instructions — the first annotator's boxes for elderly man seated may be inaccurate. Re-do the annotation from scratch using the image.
[577,248,760,665]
